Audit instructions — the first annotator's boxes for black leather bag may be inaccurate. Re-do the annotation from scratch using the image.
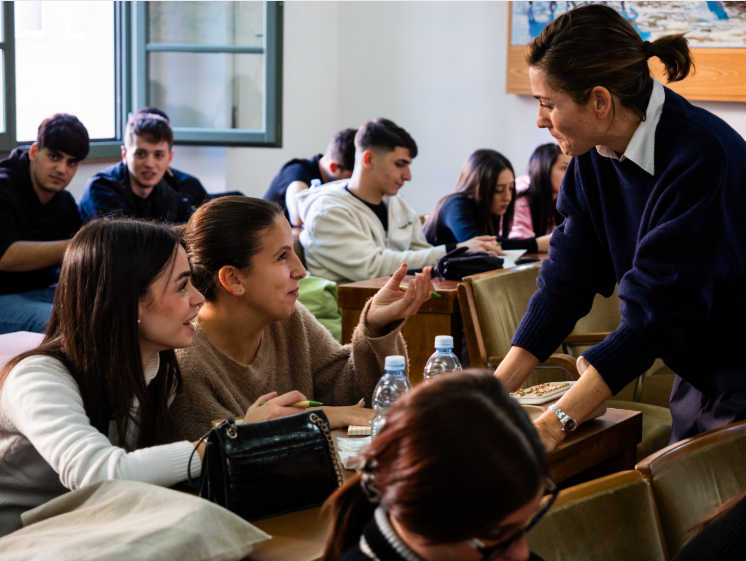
[194,411,344,521]
[434,246,504,280]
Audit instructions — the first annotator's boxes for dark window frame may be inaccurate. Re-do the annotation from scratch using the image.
[132,1,283,147]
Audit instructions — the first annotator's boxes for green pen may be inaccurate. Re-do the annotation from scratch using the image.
[399,286,442,298]
[258,400,322,408]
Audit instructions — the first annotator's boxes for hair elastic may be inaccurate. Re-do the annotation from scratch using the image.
[644,40,656,60]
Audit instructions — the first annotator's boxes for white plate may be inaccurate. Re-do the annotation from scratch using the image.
[499,249,527,269]
[510,380,575,405]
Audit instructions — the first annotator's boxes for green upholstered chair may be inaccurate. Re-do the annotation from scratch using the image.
[637,420,746,557]
[458,263,672,461]
[458,264,579,388]
[527,471,669,561]
[563,288,676,407]
[560,287,675,458]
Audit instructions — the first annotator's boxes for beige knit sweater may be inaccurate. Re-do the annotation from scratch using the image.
[171,300,407,441]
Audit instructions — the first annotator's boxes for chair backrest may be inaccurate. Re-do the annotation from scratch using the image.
[461,263,542,363]
[458,264,576,387]
[527,471,668,561]
[636,420,746,556]
[571,287,622,334]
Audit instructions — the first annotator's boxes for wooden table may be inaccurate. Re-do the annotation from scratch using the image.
[338,255,547,384]
[550,408,642,487]
[339,276,462,384]
[248,407,642,561]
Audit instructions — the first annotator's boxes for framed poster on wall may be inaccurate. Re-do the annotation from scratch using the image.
[506,1,746,102]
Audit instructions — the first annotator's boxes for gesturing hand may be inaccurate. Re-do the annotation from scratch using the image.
[457,235,505,256]
[243,390,307,424]
[365,264,434,337]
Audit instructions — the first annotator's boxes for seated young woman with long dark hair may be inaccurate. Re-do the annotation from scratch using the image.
[170,196,434,441]
[324,372,555,561]
[0,219,211,537]
[510,143,572,239]
[424,149,551,253]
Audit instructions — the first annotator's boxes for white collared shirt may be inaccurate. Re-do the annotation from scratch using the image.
[596,78,665,176]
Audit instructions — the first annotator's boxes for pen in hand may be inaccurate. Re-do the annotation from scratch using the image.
[258,400,322,408]
[399,286,441,298]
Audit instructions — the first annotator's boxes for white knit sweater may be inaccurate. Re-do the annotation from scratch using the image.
[0,354,200,537]
[298,181,448,283]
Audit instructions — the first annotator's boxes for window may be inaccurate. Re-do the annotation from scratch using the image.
[133,1,283,147]
[0,1,283,159]
[15,1,116,142]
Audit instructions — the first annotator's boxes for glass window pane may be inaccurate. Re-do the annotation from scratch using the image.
[148,2,264,47]
[15,1,115,142]
[148,52,264,130]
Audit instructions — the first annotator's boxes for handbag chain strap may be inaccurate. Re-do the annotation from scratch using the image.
[309,413,345,488]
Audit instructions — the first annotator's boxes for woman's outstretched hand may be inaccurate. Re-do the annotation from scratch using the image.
[365,264,434,337]
[243,390,307,424]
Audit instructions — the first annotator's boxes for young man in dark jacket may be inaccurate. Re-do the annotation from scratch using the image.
[79,110,208,224]
[0,114,89,334]
[263,127,357,226]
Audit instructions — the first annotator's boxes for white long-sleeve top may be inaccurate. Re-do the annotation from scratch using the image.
[298,181,448,284]
[0,354,201,537]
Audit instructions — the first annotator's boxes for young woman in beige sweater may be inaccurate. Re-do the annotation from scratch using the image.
[171,196,434,441]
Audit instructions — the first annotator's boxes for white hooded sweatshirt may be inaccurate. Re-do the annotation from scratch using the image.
[298,181,448,284]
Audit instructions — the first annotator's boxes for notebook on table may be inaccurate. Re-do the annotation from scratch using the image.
[348,425,371,436]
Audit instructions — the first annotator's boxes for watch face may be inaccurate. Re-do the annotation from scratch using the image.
[564,418,578,432]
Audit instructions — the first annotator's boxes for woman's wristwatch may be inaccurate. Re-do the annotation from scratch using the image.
[549,404,578,432]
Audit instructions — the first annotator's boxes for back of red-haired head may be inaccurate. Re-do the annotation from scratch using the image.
[323,371,548,559]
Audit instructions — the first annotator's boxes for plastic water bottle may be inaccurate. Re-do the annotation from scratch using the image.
[371,355,412,439]
[310,178,322,188]
[423,336,462,382]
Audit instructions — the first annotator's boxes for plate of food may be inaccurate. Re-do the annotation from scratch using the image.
[509,381,574,405]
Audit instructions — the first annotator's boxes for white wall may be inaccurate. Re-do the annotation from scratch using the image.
[334,1,552,214]
[67,2,746,214]
[225,1,340,197]
[226,1,553,213]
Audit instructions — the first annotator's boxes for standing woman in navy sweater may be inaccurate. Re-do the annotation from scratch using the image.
[424,149,551,253]
[495,4,746,451]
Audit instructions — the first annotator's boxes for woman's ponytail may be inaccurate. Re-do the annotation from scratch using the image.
[650,33,694,83]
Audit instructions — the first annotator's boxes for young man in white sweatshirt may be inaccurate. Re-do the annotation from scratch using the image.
[298,118,499,284]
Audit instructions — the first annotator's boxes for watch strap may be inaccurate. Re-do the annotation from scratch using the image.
[549,404,577,432]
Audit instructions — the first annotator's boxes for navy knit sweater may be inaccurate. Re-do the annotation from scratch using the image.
[512,88,746,395]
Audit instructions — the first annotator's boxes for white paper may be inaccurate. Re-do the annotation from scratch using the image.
[499,249,527,269]
[336,436,371,470]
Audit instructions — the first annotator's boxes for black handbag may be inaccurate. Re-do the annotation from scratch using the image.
[434,246,504,280]
[192,410,344,521]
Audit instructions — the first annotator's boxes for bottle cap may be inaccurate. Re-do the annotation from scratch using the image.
[310,179,322,188]
[385,355,406,369]
[434,336,454,349]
